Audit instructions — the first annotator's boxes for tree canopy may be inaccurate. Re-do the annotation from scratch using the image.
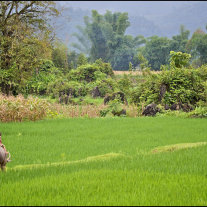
[72,10,145,70]
[0,1,59,95]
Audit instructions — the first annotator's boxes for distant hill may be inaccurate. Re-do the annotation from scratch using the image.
[52,2,162,49]
[52,1,207,49]
[59,1,189,16]
[126,15,163,37]
[152,1,207,37]
[50,4,90,47]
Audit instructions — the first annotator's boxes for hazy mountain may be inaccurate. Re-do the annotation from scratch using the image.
[59,1,190,16]
[53,1,207,48]
[52,2,163,47]
[126,15,163,37]
[153,1,207,37]
[50,4,90,46]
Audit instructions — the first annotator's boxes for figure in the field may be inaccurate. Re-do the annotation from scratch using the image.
[0,132,11,171]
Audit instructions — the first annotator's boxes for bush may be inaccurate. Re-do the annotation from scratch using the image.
[188,106,207,118]
[130,52,207,109]
[88,78,117,97]
[68,64,100,82]
[68,60,114,83]
[47,78,88,103]
[117,74,133,96]
[204,81,207,102]
[158,68,200,106]
[94,58,114,76]
[100,98,126,117]
[169,51,191,68]
[130,73,160,106]
[25,60,63,95]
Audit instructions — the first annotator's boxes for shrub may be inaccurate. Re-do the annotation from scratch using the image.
[188,106,207,118]
[25,60,63,95]
[204,81,207,102]
[94,58,114,76]
[88,78,117,97]
[117,74,133,97]
[47,79,88,102]
[169,51,191,68]
[93,71,107,80]
[100,98,126,117]
[68,64,100,82]
[68,60,113,83]
[130,73,160,106]
[130,52,207,109]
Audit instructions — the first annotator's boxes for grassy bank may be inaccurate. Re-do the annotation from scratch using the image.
[0,117,207,205]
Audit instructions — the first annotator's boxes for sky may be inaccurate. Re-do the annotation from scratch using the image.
[58,1,195,17]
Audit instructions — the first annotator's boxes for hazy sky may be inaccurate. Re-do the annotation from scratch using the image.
[58,1,195,16]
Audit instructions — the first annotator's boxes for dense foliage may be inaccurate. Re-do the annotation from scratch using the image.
[72,10,145,70]
[0,4,206,119]
[46,58,115,101]
[130,52,207,114]
[0,1,59,95]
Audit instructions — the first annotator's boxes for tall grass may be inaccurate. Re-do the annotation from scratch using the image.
[0,94,138,122]
[50,103,138,118]
[0,94,50,122]
[49,103,108,118]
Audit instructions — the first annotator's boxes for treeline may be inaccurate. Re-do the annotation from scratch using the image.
[71,10,207,71]
[0,2,207,98]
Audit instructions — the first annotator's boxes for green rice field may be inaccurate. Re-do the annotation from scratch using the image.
[0,117,207,206]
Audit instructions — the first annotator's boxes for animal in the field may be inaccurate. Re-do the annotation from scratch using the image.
[0,147,10,171]
[0,132,11,171]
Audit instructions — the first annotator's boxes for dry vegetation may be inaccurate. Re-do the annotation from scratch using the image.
[0,94,138,122]
[0,94,49,122]
[46,103,138,119]
[151,142,207,154]
[49,103,108,118]
[113,70,160,75]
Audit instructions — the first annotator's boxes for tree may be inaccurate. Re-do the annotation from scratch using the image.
[0,1,59,95]
[170,25,190,53]
[74,10,145,70]
[77,53,88,67]
[67,51,79,70]
[52,40,68,72]
[135,52,150,71]
[142,36,172,70]
[109,34,145,70]
[71,25,91,55]
[186,29,207,67]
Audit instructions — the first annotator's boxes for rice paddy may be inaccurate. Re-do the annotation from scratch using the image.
[0,117,207,206]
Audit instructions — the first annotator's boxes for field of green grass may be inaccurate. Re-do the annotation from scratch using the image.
[0,117,207,206]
